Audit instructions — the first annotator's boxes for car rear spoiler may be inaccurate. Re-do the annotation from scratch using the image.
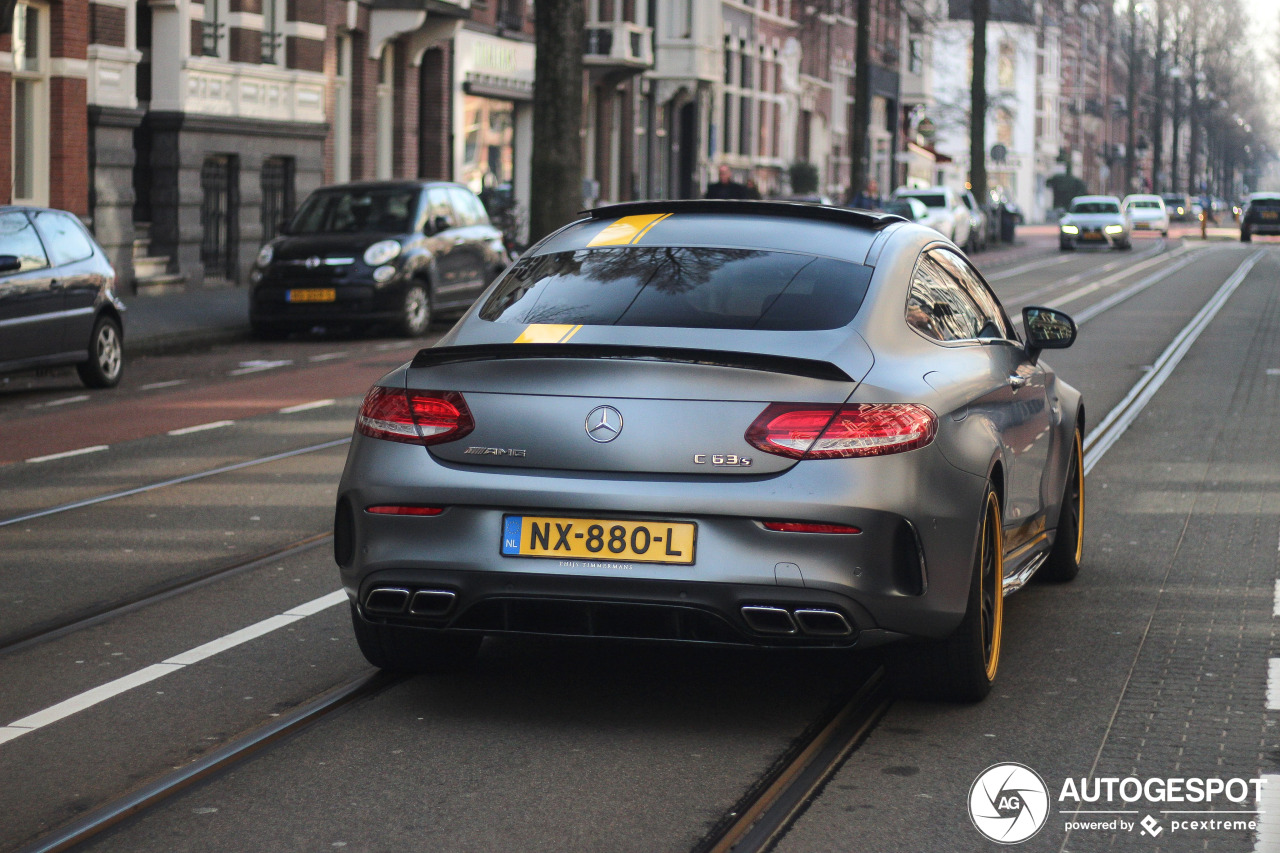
[409,344,854,382]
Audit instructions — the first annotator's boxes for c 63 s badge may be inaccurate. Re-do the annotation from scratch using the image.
[693,454,753,467]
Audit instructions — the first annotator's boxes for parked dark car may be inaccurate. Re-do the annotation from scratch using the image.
[1240,192,1280,242]
[249,181,510,337]
[0,206,125,388]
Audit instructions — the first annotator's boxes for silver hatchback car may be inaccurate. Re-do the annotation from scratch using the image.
[335,201,1084,701]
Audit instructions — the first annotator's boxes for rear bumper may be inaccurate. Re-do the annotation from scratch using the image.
[335,433,990,645]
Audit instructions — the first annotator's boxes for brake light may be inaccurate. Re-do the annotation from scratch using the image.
[366,505,445,516]
[356,386,474,445]
[762,521,862,534]
[746,403,936,459]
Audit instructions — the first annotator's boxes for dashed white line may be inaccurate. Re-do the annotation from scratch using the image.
[1269,660,1280,711]
[140,380,188,391]
[0,589,347,747]
[26,445,109,464]
[308,352,349,362]
[167,420,234,436]
[229,359,293,376]
[42,395,90,408]
[279,399,335,414]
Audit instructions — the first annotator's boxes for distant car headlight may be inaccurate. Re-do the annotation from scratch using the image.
[1104,224,1124,235]
[1176,206,1185,215]
[363,240,402,266]
[372,265,397,283]
[1061,224,1079,235]
[256,244,274,267]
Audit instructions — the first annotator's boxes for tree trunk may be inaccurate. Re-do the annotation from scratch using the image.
[1125,0,1138,193]
[850,0,872,204]
[1152,0,1165,193]
[970,0,989,204]
[530,0,585,244]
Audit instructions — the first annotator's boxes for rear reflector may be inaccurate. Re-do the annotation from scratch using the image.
[762,521,862,534]
[746,403,936,459]
[365,505,446,516]
[357,386,474,446]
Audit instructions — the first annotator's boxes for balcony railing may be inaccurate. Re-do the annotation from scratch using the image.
[584,20,653,72]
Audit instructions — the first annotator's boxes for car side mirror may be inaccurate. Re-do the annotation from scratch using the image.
[1023,306,1077,361]
[0,254,20,274]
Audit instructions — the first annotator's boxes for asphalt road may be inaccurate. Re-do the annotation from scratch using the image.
[2,230,1278,852]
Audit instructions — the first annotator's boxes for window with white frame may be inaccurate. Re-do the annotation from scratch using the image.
[202,0,227,58]
[12,1,49,206]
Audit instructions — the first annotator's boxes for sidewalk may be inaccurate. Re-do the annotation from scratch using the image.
[121,285,250,355]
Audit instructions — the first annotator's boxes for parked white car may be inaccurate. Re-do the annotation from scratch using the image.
[1121,194,1170,237]
[892,186,973,251]
[959,189,988,251]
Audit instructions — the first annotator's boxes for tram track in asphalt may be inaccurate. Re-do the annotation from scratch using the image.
[12,671,401,853]
[0,532,334,657]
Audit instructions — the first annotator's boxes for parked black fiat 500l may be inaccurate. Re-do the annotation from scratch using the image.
[0,206,125,388]
[249,181,510,337]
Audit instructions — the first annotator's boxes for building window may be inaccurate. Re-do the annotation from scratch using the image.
[261,0,284,64]
[12,1,49,206]
[200,155,239,282]
[998,41,1015,90]
[261,157,295,242]
[909,35,924,75]
[202,0,226,57]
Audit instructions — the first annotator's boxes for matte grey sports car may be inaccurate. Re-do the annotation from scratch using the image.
[335,200,1084,702]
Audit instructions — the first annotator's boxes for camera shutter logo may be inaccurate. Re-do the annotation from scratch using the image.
[968,763,1050,844]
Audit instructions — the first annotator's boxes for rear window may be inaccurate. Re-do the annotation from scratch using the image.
[1129,200,1161,209]
[480,247,872,331]
[901,193,946,208]
[1250,198,1280,210]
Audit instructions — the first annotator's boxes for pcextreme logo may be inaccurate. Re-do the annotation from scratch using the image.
[968,763,1051,844]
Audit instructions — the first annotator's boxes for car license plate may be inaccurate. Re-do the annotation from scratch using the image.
[1263,212,1278,220]
[287,288,336,302]
[1081,232,1103,241]
[501,515,697,565]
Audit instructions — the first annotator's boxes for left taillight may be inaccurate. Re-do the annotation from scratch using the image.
[746,402,937,459]
[356,386,474,446]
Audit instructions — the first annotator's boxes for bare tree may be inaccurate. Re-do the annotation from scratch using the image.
[529,0,585,244]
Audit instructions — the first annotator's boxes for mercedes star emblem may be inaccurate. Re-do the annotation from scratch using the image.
[585,406,623,443]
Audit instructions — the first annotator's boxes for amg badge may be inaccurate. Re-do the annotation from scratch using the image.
[693,454,753,467]
[464,447,528,457]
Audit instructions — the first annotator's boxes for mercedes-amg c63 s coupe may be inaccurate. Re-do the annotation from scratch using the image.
[335,200,1084,702]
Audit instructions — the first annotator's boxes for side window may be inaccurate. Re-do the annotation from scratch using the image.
[0,211,50,272]
[426,188,454,229]
[461,189,490,225]
[906,255,984,342]
[447,187,479,227]
[34,211,95,266]
[930,248,1016,340]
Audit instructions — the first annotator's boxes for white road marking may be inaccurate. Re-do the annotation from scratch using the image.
[230,359,292,376]
[308,352,348,362]
[279,399,335,414]
[1269,660,1280,711]
[0,590,347,747]
[25,445,109,464]
[167,420,234,436]
[1267,369,1280,376]
[41,395,90,408]
[1082,251,1265,475]
[1274,580,1280,617]
[140,379,188,391]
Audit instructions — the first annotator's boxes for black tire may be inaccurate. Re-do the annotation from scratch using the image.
[76,315,123,388]
[1060,242,1074,252]
[396,282,432,337]
[1241,228,1252,242]
[350,603,481,673]
[888,488,1004,703]
[1039,428,1084,583]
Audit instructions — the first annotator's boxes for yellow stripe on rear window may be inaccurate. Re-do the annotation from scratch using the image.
[514,324,583,344]
[586,213,672,247]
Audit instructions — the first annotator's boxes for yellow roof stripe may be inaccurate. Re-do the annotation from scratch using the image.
[586,213,672,247]
[514,324,583,344]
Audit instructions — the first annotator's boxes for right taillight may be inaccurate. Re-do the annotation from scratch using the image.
[356,386,474,446]
[746,403,937,459]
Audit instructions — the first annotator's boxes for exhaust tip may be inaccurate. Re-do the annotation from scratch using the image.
[409,589,456,617]
[365,587,410,614]
[741,605,797,635]
[794,609,853,636]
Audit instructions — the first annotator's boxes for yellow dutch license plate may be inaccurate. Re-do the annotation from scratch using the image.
[287,288,336,303]
[1262,211,1278,220]
[501,515,697,565]
[1081,232,1104,241]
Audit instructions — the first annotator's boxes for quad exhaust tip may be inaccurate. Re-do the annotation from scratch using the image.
[365,587,457,617]
[741,605,853,637]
